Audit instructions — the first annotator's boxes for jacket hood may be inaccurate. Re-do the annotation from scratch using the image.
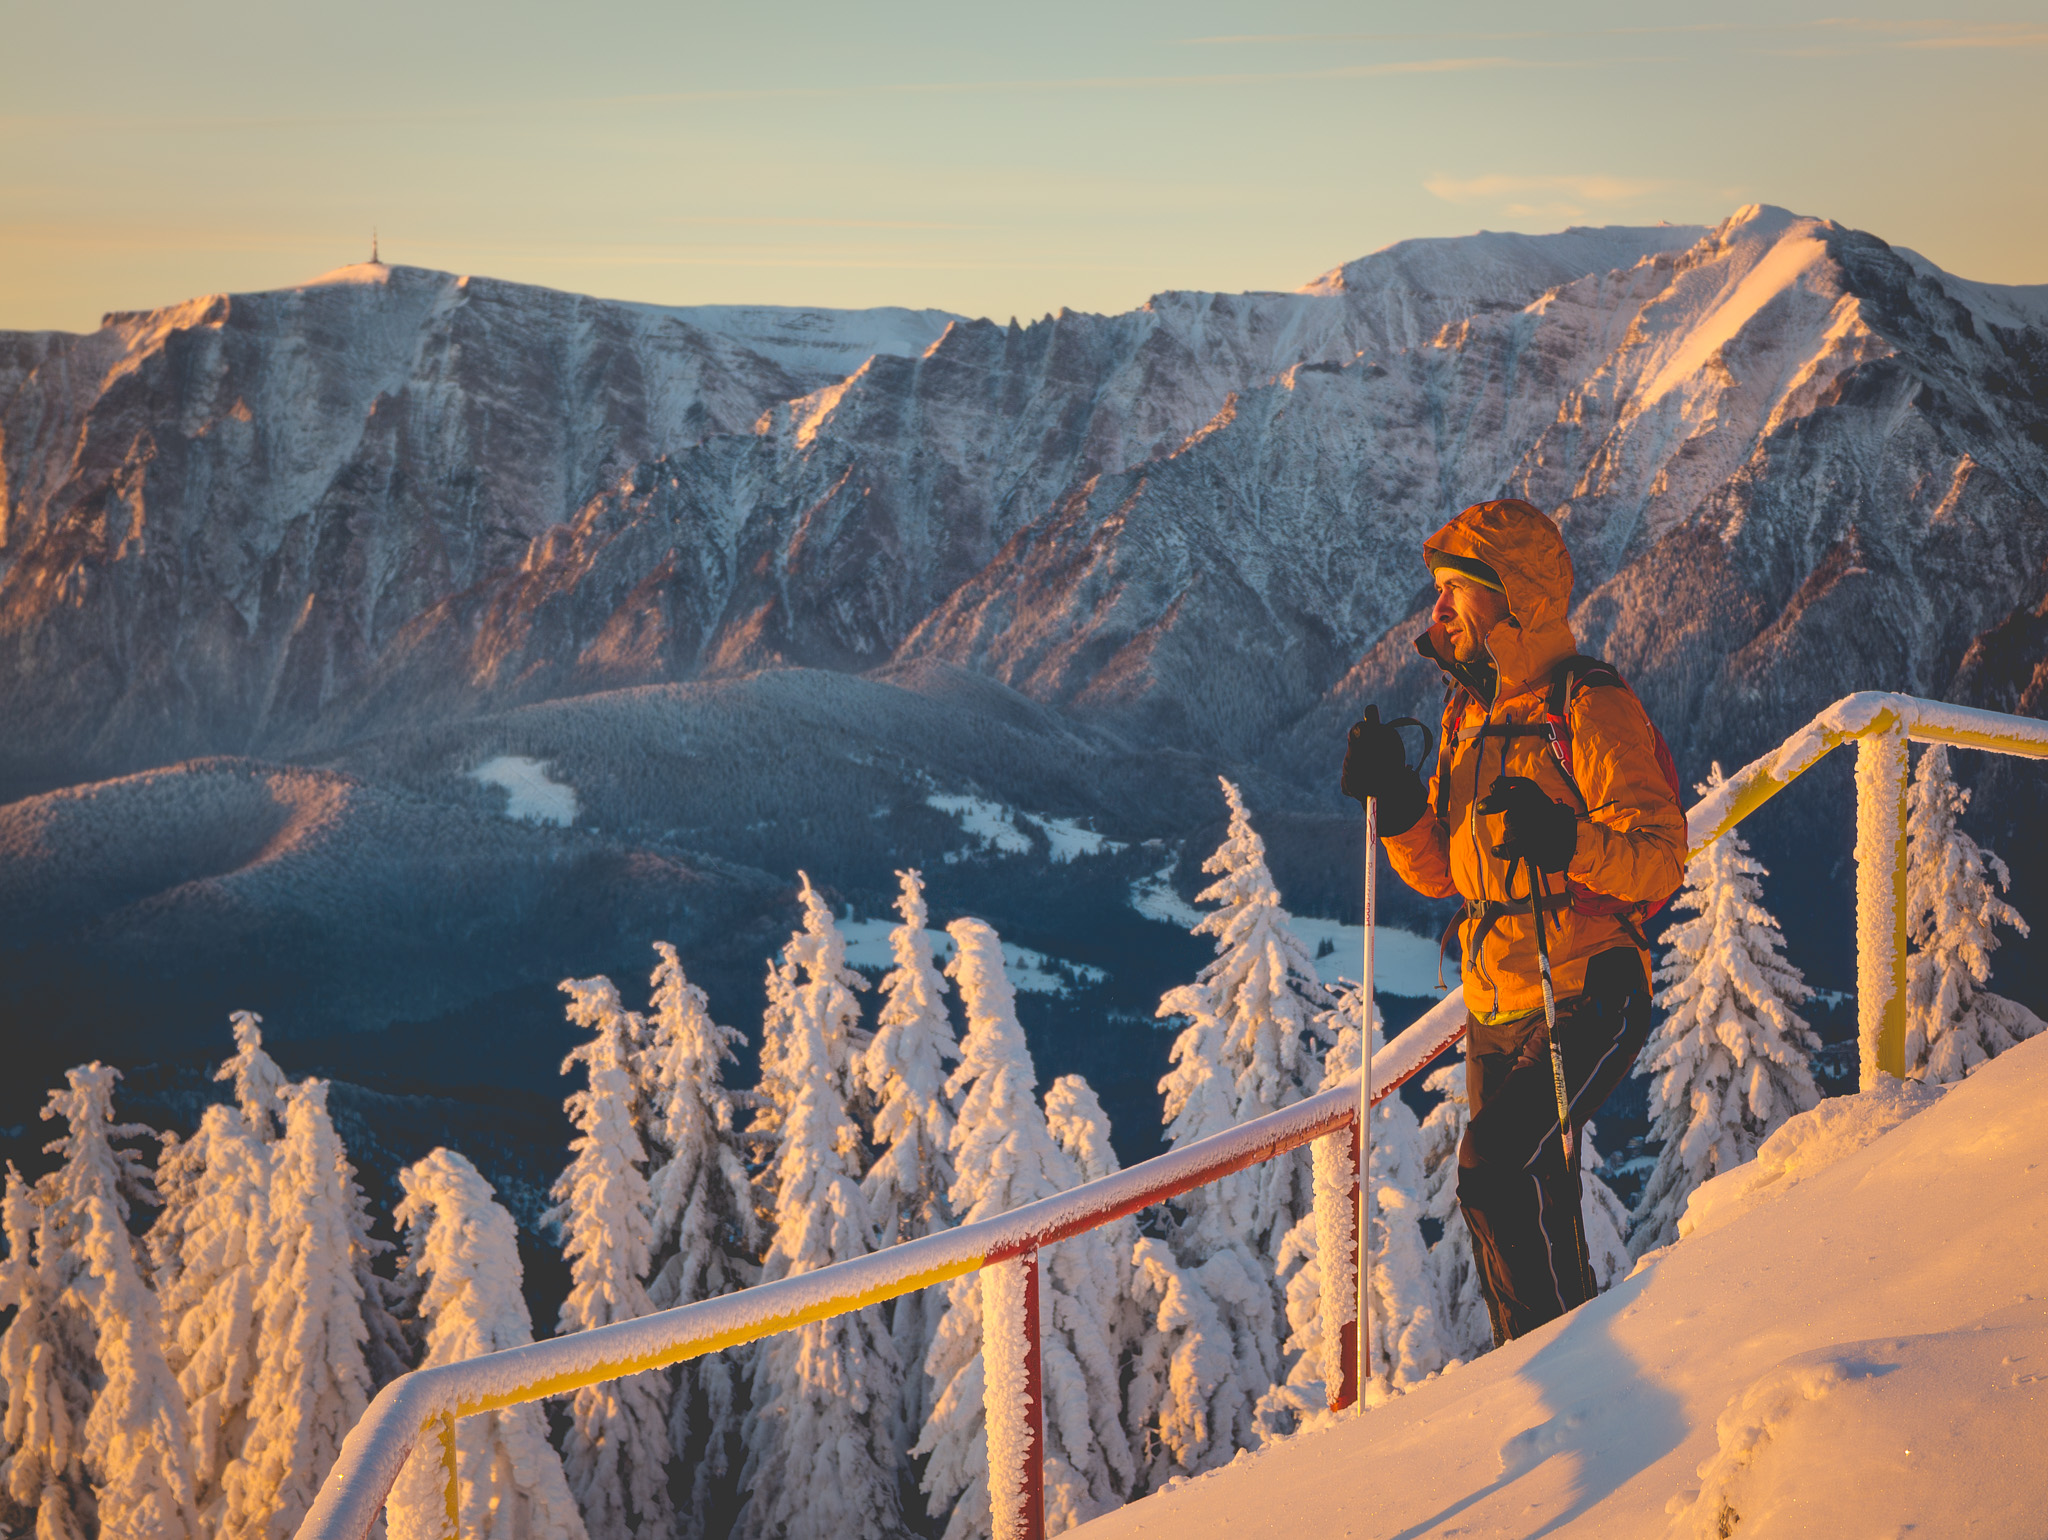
[1417,498,1577,700]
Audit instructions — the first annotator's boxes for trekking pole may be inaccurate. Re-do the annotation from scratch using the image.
[1528,861,1597,1302]
[1356,792,1375,1410]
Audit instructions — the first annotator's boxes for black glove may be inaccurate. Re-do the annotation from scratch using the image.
[1341,706,1427,835]
[1478,775,1577,875]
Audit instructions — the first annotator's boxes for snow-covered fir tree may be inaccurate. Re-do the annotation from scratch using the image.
[858,869,960,1441]
[1634,764,1821,1255]
[40,1064,199,1540]
[1261,984,1443,1434]
[1415,1060,1490,1363]
[386,1149,587,1540]
[1904,744,2045,1083]
[0,1161,96,1540]
[547,976,671,1540]
[222,1080,376,1540]
[754,872,870,1154]
[1145,779,1329,1472]
[916,921,1131,1538]
[217,1011,286,1139]
[151,1101,272,1532]
[737,918,902,1540]
[638,940,758,1529]
[1578,1124,1633,1291]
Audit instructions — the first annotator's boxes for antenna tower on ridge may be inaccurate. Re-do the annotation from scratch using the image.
[372,228,380,264]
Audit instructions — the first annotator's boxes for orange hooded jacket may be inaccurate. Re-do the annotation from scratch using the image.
[1383,499,1686,1038]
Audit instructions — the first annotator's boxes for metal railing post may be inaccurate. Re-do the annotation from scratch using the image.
[1854,712,1911,1083]
[439,1411,458,1540]
[1333,1115,1361,1412]
[1021,1251,1044,1540]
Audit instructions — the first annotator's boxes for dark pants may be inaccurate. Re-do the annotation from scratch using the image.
[1457,947,1653,1345]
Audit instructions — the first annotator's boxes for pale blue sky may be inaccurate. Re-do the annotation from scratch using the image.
[4,0,2045,331]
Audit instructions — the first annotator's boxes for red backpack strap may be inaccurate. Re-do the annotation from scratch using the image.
[1541,655,1616,812]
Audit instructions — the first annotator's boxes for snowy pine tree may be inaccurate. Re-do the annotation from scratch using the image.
[1904,744,2045,1083]
[1416,1061,1491,1363]
[639,941,757,1530]
[737,919,902,1540]
[218,1012,286,1138]
[0,1161,95,1540]
[1634,764,1821,1255]
[386,1149,587,1540]
[754,873,870,1155]
[1578,1124,1633,1291]
[916,921,1130,1539]
[1261,985,1443,1433]
[1143,779,1329,1472]
[547,976,672,1540]
[151,1101,271,1532]
[40,1065,199,1540]
[858,869,960,1443]
[222,1080,377,1540]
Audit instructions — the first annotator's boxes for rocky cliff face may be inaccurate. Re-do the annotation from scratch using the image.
[4,210,2044,807]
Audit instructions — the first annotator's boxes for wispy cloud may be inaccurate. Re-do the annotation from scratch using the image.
[1423,174,1671,214]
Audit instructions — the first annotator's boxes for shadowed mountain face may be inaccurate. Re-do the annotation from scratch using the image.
[3,208,2045,1188]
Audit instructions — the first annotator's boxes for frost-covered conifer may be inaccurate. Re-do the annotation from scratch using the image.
[223,1080,375,1540]
[1261,985,1442,1434]
[1634,765,1820,1255]
[546,976,672,1540]
[386,1149,587,1540]
[917,922,1130,1539]
[218,1011,287,1139]
[1904,744,2045,1083]
[1143,780,1331,1470]
[0,1162,95,1540]
[737,928,901,1540]
[1164,779,1329,1246]
[151,1102,271,1530]
[1416,1061,1490,1363]
[858,869,960,1439]
[1578,1125,1633,1290]
[754,873,870,1154]
[639,941,757,1527]
[41,1064,198,1540]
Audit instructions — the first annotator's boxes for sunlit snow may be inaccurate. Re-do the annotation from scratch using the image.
[1288,918,1460,999]
[1074,1033,2048,1540]
[469,756,578,827]
[837,918,1106,995]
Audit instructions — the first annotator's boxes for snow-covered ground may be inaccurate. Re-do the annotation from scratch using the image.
[1289,917,1460,998]
[468,756,578,826]
[1077,1033,2048,1538]
[926,793,1126,864]
[837,918,1107,996]
[1129,861,1454,997]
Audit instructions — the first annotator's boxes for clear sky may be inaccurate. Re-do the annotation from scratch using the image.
[4,0,2045,332]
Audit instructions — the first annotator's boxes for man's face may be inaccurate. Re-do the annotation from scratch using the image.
[1433,574,1512,663]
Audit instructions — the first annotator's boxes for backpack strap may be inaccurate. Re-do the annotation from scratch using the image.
[1431,683,1468,822]
[1540,655,1624,813]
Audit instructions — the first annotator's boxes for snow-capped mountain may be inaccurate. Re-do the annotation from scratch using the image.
[0,224,1707,791]
[4,206,2045,1075]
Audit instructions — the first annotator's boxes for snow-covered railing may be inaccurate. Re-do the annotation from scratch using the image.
[1685,693,2048,1085]
[294,999,1469,1540]
[296,692,2048,1540]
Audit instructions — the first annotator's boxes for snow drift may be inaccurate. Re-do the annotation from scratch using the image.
[1074,1032,2048,1538]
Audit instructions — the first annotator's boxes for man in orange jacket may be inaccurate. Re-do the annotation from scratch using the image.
[1342,498,1686,1344]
